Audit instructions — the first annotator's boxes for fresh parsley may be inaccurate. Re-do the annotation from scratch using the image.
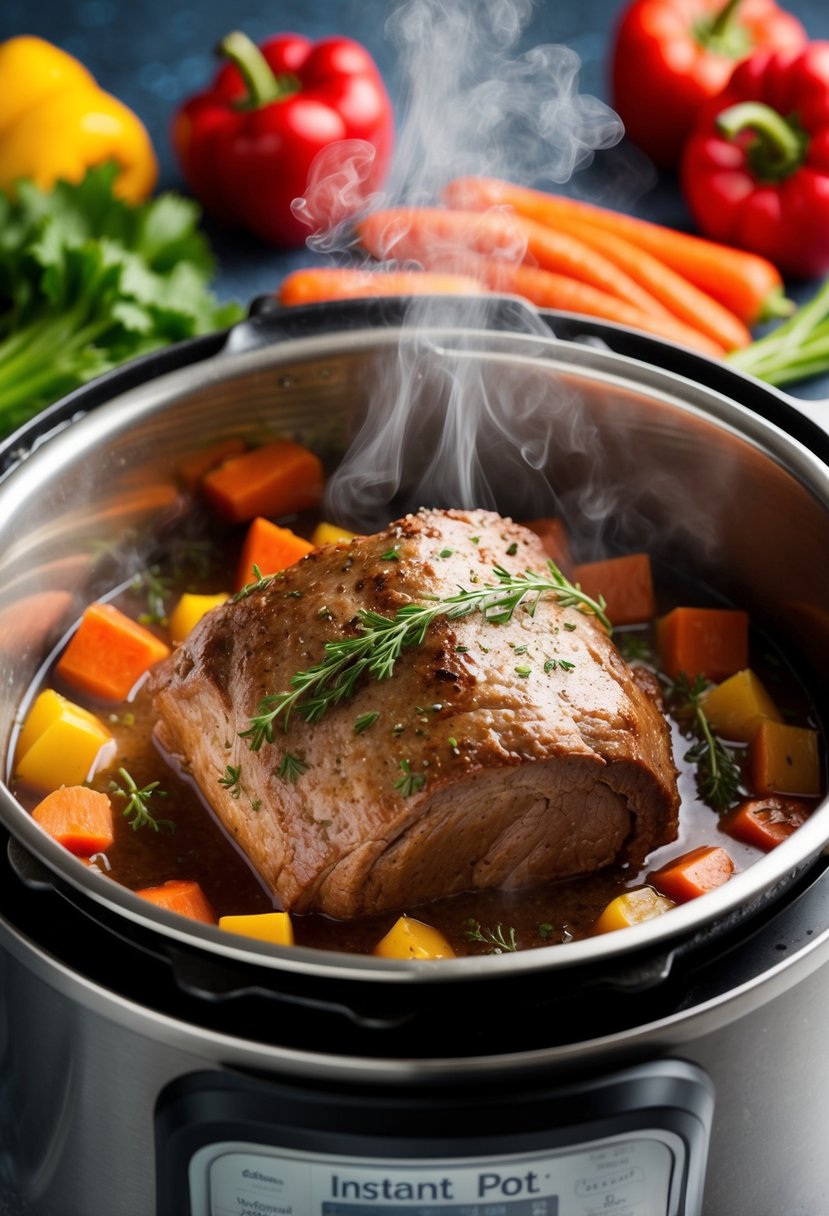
[393,758,427,798]
[0,162,242,436]
[218,764,242,798]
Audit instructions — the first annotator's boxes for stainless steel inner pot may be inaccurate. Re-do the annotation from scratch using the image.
[1,299,829,992]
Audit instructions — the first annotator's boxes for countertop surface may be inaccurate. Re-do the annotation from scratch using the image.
[1,0,828,402]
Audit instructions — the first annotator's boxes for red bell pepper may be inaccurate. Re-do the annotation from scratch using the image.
[681,43,829,278]
[172,31,394,247]
[611,0,807,169]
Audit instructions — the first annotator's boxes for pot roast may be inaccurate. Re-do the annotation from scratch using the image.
[150,509,679,919]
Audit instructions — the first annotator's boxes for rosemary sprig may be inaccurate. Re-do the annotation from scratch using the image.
[669,673,743,811]
[240,561,610,749]
[463,918,518,954]
[233,563,280,602]
[276,752,307,783]
[110,767,175,833]
[218,763,242,798]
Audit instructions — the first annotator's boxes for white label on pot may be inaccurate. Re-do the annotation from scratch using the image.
[188,1131,686,1216]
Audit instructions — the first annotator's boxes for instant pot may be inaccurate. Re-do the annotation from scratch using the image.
[0,297,828,1216]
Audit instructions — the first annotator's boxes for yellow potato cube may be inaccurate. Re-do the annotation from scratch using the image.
[750,720,822,797]
[594,886,675,934]
[168,592,229,645]
[15,689,114,791]
[373,915,456,960]
[218,912,294,946]
[700,669,781,743]
[311,521,360,547]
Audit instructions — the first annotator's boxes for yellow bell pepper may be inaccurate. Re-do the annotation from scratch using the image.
[373,915,456,960]
[219,912,295,946]
[700,669,782,743]
[594,886,675,934]
[15,688,115,791]
[311,521,361,547]
[168,592,230,645]
[0,36,157,203]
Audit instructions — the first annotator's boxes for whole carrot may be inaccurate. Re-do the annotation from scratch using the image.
[482,261,727,357]
[515,210,749,351]
[358,207,672,319]
[444,177,791,326]
[278,267,483,307]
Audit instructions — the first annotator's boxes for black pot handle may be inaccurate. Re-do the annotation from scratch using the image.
[222,292,550,355]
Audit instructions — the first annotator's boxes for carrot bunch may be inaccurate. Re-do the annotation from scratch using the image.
[277,175,793,358]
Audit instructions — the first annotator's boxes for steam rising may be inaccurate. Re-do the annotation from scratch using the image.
[295,0,625,531]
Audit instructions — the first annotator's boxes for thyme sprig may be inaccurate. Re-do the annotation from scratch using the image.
[240,561,610,750]
[110,767,175,833]
[463,918,518,954]
[669,673,743,811]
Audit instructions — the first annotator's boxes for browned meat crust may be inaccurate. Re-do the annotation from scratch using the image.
[150,509,679,918]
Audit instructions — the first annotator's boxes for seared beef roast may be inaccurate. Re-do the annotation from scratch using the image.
[151,509,679,918]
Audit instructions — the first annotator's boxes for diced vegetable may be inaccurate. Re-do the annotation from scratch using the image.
[177,438,247,492]
[15,689,114,791]
[573,553,655,627]
[31,785,114,856]
[699,668,782,742]
[656,606,749,682]
[749,720,821,797]
[522,517,572,568]
[168,592,230,645]
[200,440,324,523]
[134,878,216,923]
[723,795,813,852]
[311,520,361,546]
[56,601,170,702]
[235,517,315,590]
[650,845,735,903]
[219,911,294,945]
[373,915,456,960]
[594,885,675,933]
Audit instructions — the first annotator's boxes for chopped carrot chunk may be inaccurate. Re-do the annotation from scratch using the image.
[177,438,247,492]
[235,517,315,590]
[32,786,114,856]
[573,553,655,627]
[201,440,324,523]
[55,602,170,702]
[374,915,456,959]
[594,886,675,933]
[656,606,748,682]
[723,796,813,852]
[650,845,735,903]
[134,879,216,924]
[522,517,572,568]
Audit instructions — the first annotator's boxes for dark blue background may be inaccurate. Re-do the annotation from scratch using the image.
[1,0,828,396]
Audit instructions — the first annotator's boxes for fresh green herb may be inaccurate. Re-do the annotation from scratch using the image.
[558,658,575,672]
[380,546,400,561]
[233,564,278,602]
[514,665,532,677]
[317,606,333,620]
[354,710,379,734]
[109,767,175,833]
[454,644,469,653]
[463,918,517,954]
[0,162,242,437]
[393,758,427,798]
[132,563,172,625]
[563,621,577,632]
[470,536,480,544]
[617,632,653,663]
[439,548,453,558]
[544,659,556,672]
[669,673,743,811]
[511,643,528,654]
[276,752,307,783]
[537,922,554,940]
[240,560,612,748]
[447,736,459,749]
[219,764,242,798]
[506,542,518,555]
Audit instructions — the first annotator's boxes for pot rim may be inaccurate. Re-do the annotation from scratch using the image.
[2,306,829,987]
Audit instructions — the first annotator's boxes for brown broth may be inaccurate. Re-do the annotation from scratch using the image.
[9,517,824,959]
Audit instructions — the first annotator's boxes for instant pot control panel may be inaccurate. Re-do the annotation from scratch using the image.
[155,1059,713,1216]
